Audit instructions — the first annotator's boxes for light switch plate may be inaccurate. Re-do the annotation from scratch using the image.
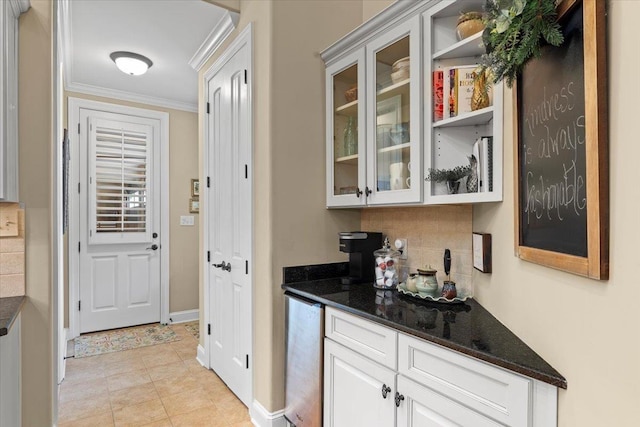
[180,215,195,226]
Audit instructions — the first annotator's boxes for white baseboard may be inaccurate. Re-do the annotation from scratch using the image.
[250,400,287,427]
[169,309,199,324]
[196,344,208,368]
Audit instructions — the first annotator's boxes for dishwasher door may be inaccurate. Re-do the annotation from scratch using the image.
[284,293,324,427]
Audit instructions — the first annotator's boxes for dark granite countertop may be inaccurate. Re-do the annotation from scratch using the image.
[282,277,567,389]
[0,296,26,337]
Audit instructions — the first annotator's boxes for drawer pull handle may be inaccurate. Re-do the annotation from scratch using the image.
[381,384,391,399]
[395,391,405,407]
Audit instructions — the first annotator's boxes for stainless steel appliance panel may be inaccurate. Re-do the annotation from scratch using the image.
[284,293,324,427]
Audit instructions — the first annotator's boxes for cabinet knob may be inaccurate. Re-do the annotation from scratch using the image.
[365,187,372,196]
[394,391,405,407]
[355,188,363,198]
[381,384,391,399]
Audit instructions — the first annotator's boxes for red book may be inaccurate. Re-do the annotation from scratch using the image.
[433,70,444,121]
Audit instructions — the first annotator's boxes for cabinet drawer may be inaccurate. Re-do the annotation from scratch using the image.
[325,307,397,370]
[398,334,532,427]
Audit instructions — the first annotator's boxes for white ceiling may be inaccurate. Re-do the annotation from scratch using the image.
[64,0,229,112]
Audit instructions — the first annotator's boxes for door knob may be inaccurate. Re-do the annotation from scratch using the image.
[146,244,159,251]
[381,384,391,399]
[213,261,232,272]
[395,391,405,407]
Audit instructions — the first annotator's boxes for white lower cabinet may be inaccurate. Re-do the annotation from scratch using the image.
[324,307,558,427]
[324,339,396,427]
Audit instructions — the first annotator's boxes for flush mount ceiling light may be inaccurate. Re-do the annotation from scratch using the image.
[109,51,153,76]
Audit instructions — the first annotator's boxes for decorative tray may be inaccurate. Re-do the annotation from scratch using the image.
[397,282,472,304]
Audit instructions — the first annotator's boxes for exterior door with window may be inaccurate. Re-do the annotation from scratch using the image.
[78,110,161,333]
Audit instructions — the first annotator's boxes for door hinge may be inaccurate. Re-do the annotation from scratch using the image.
[207,251,210,262]
[246,354,249,369]
[206,102,210,114]
[78,300,81,311]
[244,69,247,84]
[207,176,210,188]
[207,324,211,335]
[244,164,248,179]
[77,182,80,194]
[77,123,80,134]
[245,260,248,275]
[78,242,80,252]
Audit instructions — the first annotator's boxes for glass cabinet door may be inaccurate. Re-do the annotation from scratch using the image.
[326,52,366,207]
[367,15,421,205]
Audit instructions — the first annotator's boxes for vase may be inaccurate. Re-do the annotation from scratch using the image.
[446,180,460,194]
[471,70,491,111]
[467,156,478,193]
[343,117,357,156]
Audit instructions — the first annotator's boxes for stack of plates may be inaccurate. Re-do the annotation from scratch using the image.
[391,57,410,83]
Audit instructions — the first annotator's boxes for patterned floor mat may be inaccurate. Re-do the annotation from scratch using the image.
[74,323,181,358]
[184,321,199,340]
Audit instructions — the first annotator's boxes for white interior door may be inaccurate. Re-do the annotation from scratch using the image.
[78,110,161,333]
[207,39,252,407]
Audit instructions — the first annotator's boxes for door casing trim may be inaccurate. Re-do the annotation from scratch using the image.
[68,97,170,338]
[202,23,254,406]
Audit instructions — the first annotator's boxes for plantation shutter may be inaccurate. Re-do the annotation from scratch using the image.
[88,118,153,244]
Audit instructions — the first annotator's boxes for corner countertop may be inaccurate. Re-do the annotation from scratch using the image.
[0,296,26,337]
[282,278,567,389]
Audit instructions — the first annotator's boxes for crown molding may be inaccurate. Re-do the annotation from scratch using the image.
[320,0,431,64]
[189,10,239,71]
[65,81,198,113]
[8,0,30,17]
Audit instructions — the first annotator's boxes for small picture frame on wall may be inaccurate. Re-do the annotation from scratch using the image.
[191,179,200,197]
[473,232,491,273]
[189,198,200,214]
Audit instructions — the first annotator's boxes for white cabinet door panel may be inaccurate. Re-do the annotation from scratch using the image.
[397,375,503,427]
[324,339,396,427]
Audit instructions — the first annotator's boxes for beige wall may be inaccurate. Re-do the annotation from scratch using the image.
[18,0,54,425]
[473,2,640,426]
[198,0,362,412]
[64,92,200,315]
[362,0,394,21]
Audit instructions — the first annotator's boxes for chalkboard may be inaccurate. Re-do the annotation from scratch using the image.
[517,3,587,257]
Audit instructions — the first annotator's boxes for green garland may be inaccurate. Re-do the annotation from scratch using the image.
[481,0,564,87]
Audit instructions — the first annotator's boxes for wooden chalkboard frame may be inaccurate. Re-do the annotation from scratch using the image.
[514,0,609,280]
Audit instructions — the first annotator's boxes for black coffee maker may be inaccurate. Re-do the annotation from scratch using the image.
[339,232,383,284]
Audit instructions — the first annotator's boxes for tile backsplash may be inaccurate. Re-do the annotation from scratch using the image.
[361,205,472,293]
[0,203,25,297]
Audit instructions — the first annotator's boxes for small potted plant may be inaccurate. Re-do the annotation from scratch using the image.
[425,164,471,194]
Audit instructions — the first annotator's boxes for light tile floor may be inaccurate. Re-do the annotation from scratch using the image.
[59,323,252,427]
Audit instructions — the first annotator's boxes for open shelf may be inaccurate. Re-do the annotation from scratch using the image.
[433,106,494,128]
[426,190,502,205]
[433,32,484,60]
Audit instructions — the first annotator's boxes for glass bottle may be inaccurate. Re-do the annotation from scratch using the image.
[343,116,357,156]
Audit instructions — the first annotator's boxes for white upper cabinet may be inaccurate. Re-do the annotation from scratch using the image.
[322,0,503,208]
[0,0,30,202]
[366,15,422,206]
[326,50,367,207]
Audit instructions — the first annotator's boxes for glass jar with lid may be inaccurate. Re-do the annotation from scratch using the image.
[373,238,401,289]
